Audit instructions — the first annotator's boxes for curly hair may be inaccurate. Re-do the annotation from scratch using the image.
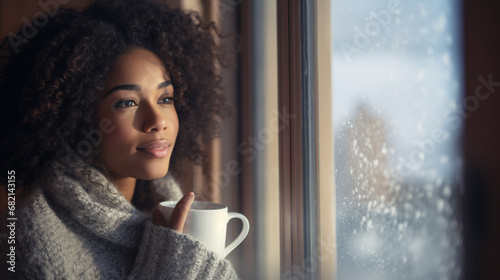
[0,0,228,192]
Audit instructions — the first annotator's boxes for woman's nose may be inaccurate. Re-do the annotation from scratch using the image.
[141,103,167,132]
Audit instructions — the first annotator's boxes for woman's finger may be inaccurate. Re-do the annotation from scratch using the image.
[167,192,195,233]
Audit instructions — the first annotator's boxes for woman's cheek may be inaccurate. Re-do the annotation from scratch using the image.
[171,113,180,137]
[107,125,132,146]
[100,118,131,148]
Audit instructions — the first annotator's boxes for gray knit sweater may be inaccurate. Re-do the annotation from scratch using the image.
[1,159,239,279]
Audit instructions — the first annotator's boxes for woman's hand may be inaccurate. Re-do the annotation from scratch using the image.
[152,192,195,233]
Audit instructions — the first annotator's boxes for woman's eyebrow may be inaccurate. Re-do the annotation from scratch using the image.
[105,80,172,97]
[105,84,140,96]
[157,80,172,89]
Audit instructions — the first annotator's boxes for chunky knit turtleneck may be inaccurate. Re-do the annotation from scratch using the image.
[0,159,239,279]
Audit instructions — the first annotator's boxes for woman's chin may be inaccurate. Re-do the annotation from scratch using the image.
[134,169,169,181]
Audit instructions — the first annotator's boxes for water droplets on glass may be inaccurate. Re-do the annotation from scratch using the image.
[332,1,463,279]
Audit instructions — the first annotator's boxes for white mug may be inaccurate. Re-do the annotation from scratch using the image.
[159,200,250,258]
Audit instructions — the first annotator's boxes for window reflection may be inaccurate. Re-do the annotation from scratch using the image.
[332,1,463,279]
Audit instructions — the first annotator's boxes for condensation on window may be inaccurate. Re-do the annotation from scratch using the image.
[332,1,463,279]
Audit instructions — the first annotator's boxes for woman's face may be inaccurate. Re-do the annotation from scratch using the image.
[95,48,179,181]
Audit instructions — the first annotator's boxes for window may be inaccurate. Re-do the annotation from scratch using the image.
[331,0,463,279]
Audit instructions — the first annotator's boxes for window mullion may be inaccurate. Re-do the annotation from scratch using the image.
[301,0,318,279]
[278,0,318,278]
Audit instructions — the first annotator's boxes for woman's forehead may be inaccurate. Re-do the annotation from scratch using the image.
[107,49,170,83]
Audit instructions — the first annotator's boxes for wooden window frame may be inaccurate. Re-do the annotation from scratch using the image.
[277,0,306,275]
[277,0,335,278]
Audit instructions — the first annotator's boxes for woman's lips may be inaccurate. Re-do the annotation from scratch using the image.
[137,140,170,158]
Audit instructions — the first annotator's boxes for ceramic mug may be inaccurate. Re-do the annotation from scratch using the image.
[159,200,250,258]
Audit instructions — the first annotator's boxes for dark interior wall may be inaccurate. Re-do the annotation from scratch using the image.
[464,0,500,279]
[1,0,42,39]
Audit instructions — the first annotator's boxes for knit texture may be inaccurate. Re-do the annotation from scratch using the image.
[1,158,239,279]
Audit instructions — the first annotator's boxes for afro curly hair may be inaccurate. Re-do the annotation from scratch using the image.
[0,0,229,192]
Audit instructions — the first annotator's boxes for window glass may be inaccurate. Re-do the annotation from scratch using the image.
[332,1,463,279]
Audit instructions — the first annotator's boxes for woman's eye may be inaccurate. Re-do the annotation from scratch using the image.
[114,100,137,108]
[159,97,174,105]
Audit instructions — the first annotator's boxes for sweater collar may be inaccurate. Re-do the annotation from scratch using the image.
[44,153,149,247]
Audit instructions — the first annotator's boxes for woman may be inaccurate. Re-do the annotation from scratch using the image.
[0,0,237,278]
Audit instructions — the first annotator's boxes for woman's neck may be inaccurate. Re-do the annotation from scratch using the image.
[109,176,137,202]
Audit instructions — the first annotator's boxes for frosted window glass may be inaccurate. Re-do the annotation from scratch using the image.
[332,1,463,279]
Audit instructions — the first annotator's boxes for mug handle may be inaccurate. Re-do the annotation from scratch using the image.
[224,212,250,258]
